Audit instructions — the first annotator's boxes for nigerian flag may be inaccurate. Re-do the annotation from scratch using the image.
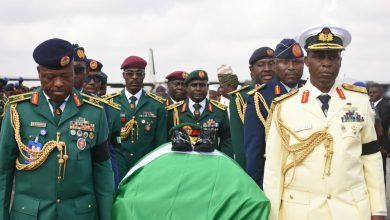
[112,143,270,219]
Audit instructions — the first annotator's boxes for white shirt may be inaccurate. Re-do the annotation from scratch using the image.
[43,91,69,116]
[219,96,230,119]
[306,81,337,117]
[188,98,206,116]
[373,98,383,107]
[125,89,142,106]
[280,81,298,92]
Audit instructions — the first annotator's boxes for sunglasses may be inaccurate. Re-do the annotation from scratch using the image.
[123,70,145,77]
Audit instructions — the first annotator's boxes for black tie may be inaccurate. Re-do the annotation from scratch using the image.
[129,96,137,110]
[318,95,331,117]
[193,103,201,118]
[49,99,63,125]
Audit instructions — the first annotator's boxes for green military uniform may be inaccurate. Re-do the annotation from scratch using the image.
[0,88,114,220]
[105,89,167,180]
[0,95,8,131]
[167,99,233,157]
[228,83,261,168]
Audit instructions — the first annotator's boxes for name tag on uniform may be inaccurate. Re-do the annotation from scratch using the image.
[294,124,312,133]
[30,122,47,128]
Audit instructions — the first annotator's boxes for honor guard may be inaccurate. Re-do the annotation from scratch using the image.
[105,55,167,180]
[166,70,233,157]
[0,38,114,220]
[73,44,88,91]
[244,39,305,187]
[228,47,275,168]
[165,71,188,106]
[264,26,387,219]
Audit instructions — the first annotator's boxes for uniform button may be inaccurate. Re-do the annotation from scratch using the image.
[327,194,332,199]
[88,205,92,208]
[21,207,25,210]
[56,199,61,203]
[130,153,134,156]
[289,195,293,199]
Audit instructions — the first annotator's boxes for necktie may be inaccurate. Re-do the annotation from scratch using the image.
[193,103,201,118]
[318,95,331,117]
[49,99,63,125]
[129,96,137,110]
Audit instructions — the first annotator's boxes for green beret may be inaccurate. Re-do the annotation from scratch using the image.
[184,70,208,85]
[169,123,202,137]
[100,72,108,85]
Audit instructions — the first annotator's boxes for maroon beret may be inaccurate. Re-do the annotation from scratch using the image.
[165,71,188,81]
[120,56,147,69]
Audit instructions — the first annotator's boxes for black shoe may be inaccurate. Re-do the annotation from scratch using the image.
[171,130,192,152]
[193,129,214,153]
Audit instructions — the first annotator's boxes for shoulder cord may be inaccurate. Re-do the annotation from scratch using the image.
[11,104,68,182]
[120,116,138,143]
[234,93,246,123]
[253,92,270,126]
[273,103,334,186]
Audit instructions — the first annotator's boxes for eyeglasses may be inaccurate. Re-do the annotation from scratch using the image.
[84,75,102,83]
[123,70,145,77]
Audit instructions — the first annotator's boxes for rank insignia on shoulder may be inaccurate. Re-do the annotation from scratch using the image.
[342,83,367,94]
[101,92,121,100]
[228,85,250,95]
[247,84,266,96]
[146,92,166,104]
[8,91,34,104]
[210,99,227,111]
[80,93,103,109]
[274,88,299,103]
[166,101,185,110]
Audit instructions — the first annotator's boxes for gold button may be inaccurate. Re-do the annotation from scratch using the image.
[327,194,332,199]
[289,195,293,199]
[56,199,61,203]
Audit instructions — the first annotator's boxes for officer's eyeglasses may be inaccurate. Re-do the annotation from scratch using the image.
[84,75,102,83]
[123,70,145,77]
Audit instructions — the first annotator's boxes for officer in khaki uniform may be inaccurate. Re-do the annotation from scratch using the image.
[105,56,167,180]
[0,38,114,220]
[166,70,233,157]
[229,47,275,168]
[264,26,387,220]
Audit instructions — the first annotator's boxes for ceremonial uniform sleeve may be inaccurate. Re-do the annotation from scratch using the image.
[228,94,246,168]
[263,103,286,220]
[92,109,114,220]
[0,106,17,220]
[218,109,233,158]
[360,99,387,215]
[244,95,266,187]
[154,105,168,147]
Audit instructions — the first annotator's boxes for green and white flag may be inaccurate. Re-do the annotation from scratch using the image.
[112,143,270,220]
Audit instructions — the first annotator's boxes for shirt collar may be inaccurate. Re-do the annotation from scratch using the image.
[280,81,298,92]
[374,98,383,107]
[42,91,70,104]
[306,79,336,98]
[189,98,206,109]
[125,88,142,102]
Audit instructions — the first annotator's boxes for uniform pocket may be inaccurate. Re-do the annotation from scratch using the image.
[74,194,97,215]
[281,188,310,220]
[11,194,40,219]
[341,122,363,139]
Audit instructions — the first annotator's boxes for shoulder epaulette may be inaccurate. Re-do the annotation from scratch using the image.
[87,94,121,110]
[8,92,33,104]
[102,92,121,100]
[247,84,266,96]
[166,101,185,110]
[228,85,250,95]
[146,92,166,104]
[80,93,103,109]
[210,99,227,111]
[273,88,299,103]
[342,83,367,94]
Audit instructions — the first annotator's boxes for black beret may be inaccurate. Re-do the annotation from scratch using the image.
[73,44,87,62]
[274,39,304,59]
[33,38,74,70]
[249,47,274,65]
[87,59,103,72]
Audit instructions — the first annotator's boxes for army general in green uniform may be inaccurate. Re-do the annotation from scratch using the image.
[105,56,167,180]
[167,70,233,157]
[0,38,114,220]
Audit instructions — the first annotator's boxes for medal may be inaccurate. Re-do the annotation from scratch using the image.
[89,132,94,139]
[77,138,87,150]
[120,114,126,123]
[39,129,47,136]
[77,130,83,137]
[83,132,89,139]
[145,124,151,131]
[70,130,76,136]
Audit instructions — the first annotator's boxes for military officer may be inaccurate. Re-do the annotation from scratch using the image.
[165,71,187,106]
[105,55,167,180]
[244,39,305,187]
[166,70,233,157]
[0,91,8,131]
[0,38,114,220]
[264,26,387,220]
[228,47,275,168]
[73,44,88,91]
